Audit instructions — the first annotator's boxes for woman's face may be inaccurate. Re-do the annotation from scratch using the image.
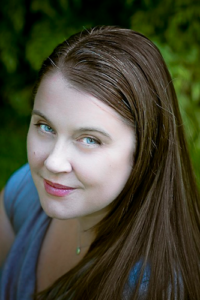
[27,72,136,225]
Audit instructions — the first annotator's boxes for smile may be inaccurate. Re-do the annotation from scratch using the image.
[44,179,75,197]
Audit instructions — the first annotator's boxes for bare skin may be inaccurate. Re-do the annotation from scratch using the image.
[36,218,94,292]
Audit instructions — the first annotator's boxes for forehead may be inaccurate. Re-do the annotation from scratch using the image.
[34,72,130,126]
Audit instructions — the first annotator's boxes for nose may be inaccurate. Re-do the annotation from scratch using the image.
[44,140,73,174]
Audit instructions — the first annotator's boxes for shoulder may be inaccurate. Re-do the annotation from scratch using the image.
[4,164,40,233]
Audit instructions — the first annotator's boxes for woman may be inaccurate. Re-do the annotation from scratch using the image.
[0,26,200,299]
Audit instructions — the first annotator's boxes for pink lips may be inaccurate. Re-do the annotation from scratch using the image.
[44,179,75,197]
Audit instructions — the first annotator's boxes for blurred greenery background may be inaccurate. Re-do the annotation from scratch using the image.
[0,0,200,189]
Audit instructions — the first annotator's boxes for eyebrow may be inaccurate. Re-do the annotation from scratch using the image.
[31,109,112,139]
[32,110,52,123]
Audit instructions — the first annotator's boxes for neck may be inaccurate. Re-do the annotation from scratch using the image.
[77,208,109,232]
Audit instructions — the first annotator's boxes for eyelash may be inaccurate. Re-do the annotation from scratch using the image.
[79,137,101,146]
[34,122,102,146]
[34,123,55,134]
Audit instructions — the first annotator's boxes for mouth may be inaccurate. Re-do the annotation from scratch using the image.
[44,179,75,197]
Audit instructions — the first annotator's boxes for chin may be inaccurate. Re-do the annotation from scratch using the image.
[39,199,76,220]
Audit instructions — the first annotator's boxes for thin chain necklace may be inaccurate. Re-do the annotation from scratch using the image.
[76,221,81,255]
[76,221,90,255]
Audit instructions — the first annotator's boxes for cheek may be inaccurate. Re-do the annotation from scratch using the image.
[106,162,132,194]
[77,151,133,194]
[101,151,133,196]
[27,129,47,167]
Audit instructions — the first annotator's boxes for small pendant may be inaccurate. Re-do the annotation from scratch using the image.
[76,247,81,255]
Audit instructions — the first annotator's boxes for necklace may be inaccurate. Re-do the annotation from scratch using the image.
[76,221,82,255]
[76,221,91,255]
[76,246,81,255]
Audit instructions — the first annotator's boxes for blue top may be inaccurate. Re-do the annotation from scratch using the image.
[0,164,149,299]
[0,164,50,299]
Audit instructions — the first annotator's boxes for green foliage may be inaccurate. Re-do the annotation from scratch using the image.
[0,108,29,188]
[131,0,200,182]
[0,0,200,187]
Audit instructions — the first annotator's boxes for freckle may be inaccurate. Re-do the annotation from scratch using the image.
[34,152,36,155]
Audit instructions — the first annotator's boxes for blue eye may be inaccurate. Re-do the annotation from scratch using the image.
[34,123,55,134]
[40,124,54,133]
[83,137,98,144]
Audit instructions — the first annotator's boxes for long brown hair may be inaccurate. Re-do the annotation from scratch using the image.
[35,26,200,299]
